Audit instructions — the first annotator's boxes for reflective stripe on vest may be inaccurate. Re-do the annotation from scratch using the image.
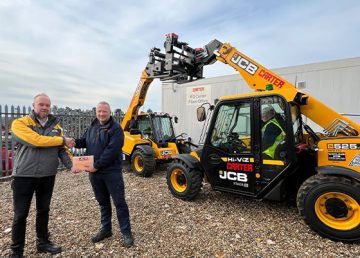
[262,118,285,159]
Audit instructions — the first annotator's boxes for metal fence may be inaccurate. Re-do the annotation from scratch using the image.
[0,105,122,179]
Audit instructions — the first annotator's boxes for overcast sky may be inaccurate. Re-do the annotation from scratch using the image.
[0,0,359,111]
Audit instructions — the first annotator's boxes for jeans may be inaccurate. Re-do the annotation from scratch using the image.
[89,171,132,235]
[11,176,56,249]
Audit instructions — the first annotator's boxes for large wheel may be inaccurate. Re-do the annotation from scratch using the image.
[297,175,360,242]
[166,160,203,201]
[130,149,156,177]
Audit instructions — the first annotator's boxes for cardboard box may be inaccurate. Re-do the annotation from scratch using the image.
[73,155,94,171]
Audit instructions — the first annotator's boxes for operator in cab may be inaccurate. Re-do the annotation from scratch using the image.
[261,105,286,159]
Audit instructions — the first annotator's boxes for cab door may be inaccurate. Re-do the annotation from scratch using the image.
[201,98,260,196]
[201,95,295,198]
[259,96,291,185]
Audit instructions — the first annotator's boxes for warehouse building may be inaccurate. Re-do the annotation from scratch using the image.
[162,57,360,144]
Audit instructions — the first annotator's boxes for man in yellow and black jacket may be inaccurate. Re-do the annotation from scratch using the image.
[9,93,73,258]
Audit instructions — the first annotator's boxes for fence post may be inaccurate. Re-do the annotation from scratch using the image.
[3,105,9,175]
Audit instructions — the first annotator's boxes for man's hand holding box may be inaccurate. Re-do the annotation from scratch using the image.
[72,155,94,172]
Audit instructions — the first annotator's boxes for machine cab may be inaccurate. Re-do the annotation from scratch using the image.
[200,94,300,198]
[136,113,176,147]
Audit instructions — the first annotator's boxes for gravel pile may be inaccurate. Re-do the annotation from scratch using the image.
[1,166,359,258]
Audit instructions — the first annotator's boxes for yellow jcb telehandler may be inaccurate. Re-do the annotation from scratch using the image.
[152,34,360,242]
[121,35,200,177]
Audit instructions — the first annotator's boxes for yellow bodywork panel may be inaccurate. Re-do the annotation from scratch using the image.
[122,131,148,155]
[301,95,360,134]
[152,142,180,160]
[318,138,360,173]
[216,43,360,135]
[190,151,201,161]
[123,131,180,160]
[121,70,154,131]
[216,43,296,91]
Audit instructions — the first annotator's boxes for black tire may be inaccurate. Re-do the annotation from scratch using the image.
[166,160,203,201]
[297,175,360,242]
[130,149,156,177]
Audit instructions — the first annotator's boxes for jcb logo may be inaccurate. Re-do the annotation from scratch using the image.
[230,53,258,75]
[161,150,172,155]
[219,170,248,182]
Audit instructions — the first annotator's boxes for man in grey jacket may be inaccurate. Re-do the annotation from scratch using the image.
[9,93,74,258]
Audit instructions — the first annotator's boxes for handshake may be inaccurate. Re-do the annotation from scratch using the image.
[64,137,76,148]
[63,137,98,173]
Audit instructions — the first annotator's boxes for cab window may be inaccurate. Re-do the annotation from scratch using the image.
[210,101,251,154]
[137,116,152,135]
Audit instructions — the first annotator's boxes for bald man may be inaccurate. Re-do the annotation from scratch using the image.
[10,93,73,257]
[73,101,133,248]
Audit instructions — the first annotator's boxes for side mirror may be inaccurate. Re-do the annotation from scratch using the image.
[174,116,178,123]
[129,129,141,135]
[197,106,206,122]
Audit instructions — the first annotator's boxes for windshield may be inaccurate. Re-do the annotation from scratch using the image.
[137,116,152,133]
[152,116,175,142]
[210,101,252,154]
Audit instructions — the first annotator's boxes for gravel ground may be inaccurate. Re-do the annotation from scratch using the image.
[1,166,359,258]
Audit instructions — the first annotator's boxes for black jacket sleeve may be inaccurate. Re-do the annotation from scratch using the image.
[58,147,73,169]
[75,129,88,149]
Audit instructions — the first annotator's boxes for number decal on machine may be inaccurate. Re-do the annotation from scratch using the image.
[327,143,360,150]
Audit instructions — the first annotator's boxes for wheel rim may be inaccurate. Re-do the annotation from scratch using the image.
[133,155,144,172]
[315,191,360,230]
[170,168,187,193]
